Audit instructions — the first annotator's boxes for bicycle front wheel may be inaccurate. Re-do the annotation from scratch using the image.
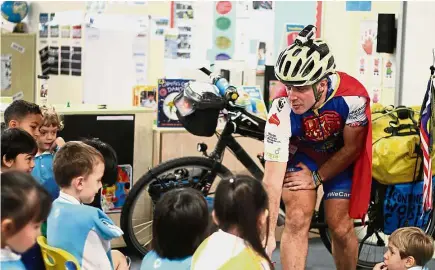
[120,156,233,256]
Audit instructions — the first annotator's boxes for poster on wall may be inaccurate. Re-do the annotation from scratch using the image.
[1,54,12,91]
[39,46,50,75]
[273,1,322,60]
[49,13,59,38]
[132,85,157,108]
[150,17,170,39]
[49,46,59,75]
[101,165,132,214]
[268,80,285,108]
[236,86,267,119]
[71,47,82,76]
[157,78,191,128]
[282,24,305,51]
[209,1,236,62]
[39,13,49,38]
[346,1,372,12]
[60,46,71,75]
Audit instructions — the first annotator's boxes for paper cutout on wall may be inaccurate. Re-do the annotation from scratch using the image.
[360,20,377,56]
[1,54,12,91]
[383,56,396,88]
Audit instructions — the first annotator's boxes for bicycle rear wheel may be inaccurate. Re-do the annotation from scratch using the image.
[120,156,232,256]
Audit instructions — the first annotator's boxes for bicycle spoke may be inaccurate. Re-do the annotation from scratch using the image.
[138,234,152,247]
[133,220,152,230]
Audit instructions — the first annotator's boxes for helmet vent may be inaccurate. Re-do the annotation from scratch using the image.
[292,59,303,77]
[283,61,292,77]
[311,68,323,82]
[302,60,315,77]
[292,48,302,57]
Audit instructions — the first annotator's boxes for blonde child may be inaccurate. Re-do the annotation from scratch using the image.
[32,106,65,200]
[374,227,434,270]
[0,171,52,269]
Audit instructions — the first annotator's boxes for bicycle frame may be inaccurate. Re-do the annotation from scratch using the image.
[199,117,352,229]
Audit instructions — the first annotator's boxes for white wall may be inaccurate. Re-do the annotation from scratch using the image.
[27,1,170,105]
[323,1,402,76]
[400,1,435,106]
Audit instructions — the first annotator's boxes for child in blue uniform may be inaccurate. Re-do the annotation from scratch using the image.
[140,188,210,270]
[1,128,37,173]
[0,171,52,270]
[47,141,129,269]
[3,100,43,140]
[32,106,65,200]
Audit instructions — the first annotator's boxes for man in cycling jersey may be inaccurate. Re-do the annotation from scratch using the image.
[263,27,372,270]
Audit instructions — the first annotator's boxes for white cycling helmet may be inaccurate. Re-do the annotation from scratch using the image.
[275,39,336,86]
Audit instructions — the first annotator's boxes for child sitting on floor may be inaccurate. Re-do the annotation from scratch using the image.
[141,188,210,270]
[32,106,65,200]
[192,176,274,270]
[373,227,434,270]
[47,141,129,269]
[0,171,52,270]
[3,100,42,139]
[1,128,37,173]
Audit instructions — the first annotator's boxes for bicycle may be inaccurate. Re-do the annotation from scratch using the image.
[120,68,435,268]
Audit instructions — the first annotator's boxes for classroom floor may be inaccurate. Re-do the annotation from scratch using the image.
[126,237,435,270]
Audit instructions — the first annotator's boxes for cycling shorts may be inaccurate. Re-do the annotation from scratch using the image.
[287,152,353,200]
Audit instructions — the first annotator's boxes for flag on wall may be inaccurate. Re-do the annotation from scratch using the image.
[420,71,435,211]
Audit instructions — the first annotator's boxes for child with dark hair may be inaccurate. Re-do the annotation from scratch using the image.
[82,138,118,209]
[3,100,43,139]
[0,171,52,270]
[1,128,37,173]
[192,176,273,270]
[140,188,210,270]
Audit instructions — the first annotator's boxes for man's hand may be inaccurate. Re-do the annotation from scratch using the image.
[373,262,387,270]
[282,162,316,191]
[50,137,65,152]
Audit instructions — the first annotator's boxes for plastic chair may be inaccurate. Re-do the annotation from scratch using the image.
[36,236,80,270]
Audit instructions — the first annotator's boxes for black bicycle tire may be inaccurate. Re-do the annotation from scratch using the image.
[120,156,233,256]
[318,197,435,268]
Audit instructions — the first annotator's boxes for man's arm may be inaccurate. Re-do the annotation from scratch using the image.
[318,96,368,181]
[263,97,292,238]
[318,124,367,181]
[264,161,287,238]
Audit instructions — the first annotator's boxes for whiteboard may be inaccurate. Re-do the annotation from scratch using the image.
[400,2,435,106]
[82,14,148,105]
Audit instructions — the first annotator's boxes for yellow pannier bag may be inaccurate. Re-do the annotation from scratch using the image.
[371,103,434,185]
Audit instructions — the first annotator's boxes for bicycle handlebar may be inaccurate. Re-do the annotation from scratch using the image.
[199,67,239,102]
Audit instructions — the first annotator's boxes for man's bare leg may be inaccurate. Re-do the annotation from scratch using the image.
[280,189,316,270]
[324,199,358,270]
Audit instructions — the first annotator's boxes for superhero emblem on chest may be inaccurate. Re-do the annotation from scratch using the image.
[302,111,343,142]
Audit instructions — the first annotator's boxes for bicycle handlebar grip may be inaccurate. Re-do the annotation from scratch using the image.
[199,67,212,76]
